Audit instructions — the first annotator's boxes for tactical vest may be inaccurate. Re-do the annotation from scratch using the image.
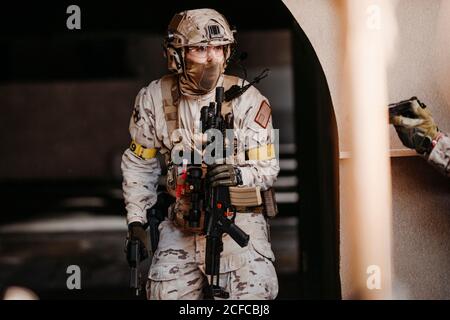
[159,74,278,219]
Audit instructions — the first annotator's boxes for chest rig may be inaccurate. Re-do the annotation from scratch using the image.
[143,73,278,234]
[158,74,242,233]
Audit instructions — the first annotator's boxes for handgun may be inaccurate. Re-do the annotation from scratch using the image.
[388,96,426,119]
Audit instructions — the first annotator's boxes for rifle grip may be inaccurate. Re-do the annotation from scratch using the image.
[226,222,249,248]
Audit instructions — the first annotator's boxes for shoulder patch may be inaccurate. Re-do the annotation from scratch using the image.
[254,100,271,128]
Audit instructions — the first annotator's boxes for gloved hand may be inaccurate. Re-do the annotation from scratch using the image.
[126,222,149,265]
[390,99,439,154]
[207,164,243,187]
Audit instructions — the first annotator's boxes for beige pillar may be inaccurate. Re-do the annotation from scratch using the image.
[336,0,396,299]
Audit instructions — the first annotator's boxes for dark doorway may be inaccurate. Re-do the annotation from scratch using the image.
[291,20,341,299]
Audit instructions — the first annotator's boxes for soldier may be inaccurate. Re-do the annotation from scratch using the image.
[121,8,280,299]
[390,98,449,177]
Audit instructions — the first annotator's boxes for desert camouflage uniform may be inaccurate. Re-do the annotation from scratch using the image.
[121,74,279,300]
[427,134,450,177]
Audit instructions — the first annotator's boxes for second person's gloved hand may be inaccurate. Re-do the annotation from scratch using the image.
[390,99,439,154]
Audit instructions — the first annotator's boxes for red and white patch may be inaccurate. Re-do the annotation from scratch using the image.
[254,100,272,128]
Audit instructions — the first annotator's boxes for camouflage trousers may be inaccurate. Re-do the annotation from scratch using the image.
[145,213,278,300]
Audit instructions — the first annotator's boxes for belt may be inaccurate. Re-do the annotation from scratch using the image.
[234,205,264,214]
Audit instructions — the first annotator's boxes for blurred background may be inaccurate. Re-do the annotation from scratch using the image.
[1,1,337,299]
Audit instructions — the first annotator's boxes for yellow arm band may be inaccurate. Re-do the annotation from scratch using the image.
[246,144,276,161]
[130,140,158,159]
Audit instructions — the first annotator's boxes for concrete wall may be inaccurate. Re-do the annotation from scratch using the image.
[284,0,450,299]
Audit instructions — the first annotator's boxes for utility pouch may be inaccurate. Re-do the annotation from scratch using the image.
[262,187,278,218]
[229,186,262,207]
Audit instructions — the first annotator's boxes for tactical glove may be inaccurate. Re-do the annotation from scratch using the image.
[207,164,243,187]
[126,222,149,265]
[390,99,439,154]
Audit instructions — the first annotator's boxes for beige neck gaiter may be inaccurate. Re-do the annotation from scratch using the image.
[179,60,224,96]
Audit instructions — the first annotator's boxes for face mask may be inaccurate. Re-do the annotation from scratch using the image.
[180,59,224,95]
